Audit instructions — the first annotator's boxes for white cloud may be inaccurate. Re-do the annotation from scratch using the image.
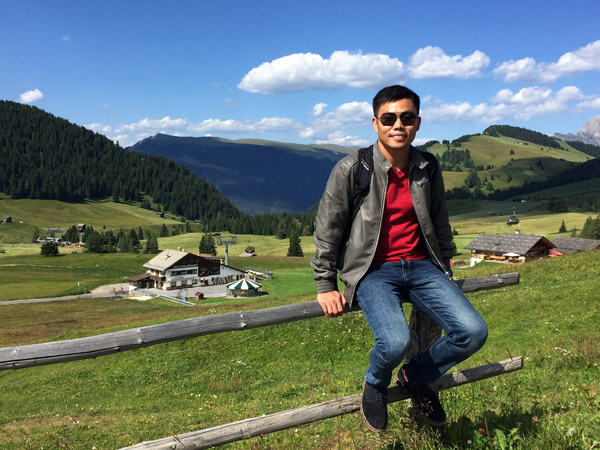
[490,86,585,120]
[188,117,299,134]
[422,101,494,123]
[413,137,437,146]
[491,86,554,105]
[85,123,113,134]
[314,131,370,147]
[576,97,600,110]
[238,47,491,94]
[238,51,405,94]
[408,47,490,79]
[424,86,589,124]
[494,40,600,83]
[110,135,130,145]
[119,116,189,133]
[19,89,44,104]
[312,102,328,116]
[61,35,71,42]
[299,101,372,143]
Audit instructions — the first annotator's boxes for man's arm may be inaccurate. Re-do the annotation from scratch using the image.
[310,157,354,316]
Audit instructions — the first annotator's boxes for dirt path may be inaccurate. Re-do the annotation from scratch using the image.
[0,284,125,305]
[0,283,228,306]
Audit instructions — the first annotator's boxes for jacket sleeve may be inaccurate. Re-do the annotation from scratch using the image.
[428,157,454,268]
[310,157,354,294]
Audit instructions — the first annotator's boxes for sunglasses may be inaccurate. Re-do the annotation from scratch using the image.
[377,112,418,127]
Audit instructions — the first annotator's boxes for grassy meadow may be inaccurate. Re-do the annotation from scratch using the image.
[425,136,592,192]
[0,193,187,245]
[0,251,598,450]
[1,172,600,448]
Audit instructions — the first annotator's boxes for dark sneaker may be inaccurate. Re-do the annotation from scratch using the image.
[360,380,388,432]
[395,367,446,427]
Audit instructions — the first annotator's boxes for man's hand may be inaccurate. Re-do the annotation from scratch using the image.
[317,291,347,318]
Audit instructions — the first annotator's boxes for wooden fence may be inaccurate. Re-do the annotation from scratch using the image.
[0,272,522,449]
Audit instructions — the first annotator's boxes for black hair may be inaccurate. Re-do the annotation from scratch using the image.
[372,85,420,116]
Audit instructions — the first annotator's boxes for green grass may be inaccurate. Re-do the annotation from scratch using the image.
[425,135,592,191]
[0,209,594,300]
[0,194,187,245]
[0,251,598,449]
[0,252,150,301]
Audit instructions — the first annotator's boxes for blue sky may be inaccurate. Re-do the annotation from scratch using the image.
[2,0,600,148]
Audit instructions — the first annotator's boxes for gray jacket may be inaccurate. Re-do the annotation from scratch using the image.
[310,143,453,304]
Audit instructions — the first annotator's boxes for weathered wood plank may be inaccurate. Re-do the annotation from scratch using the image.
[124,356,523,449]
[0,273,519,371]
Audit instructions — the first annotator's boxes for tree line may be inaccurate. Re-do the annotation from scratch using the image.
[483,125,562,149]
[565,139,600,158]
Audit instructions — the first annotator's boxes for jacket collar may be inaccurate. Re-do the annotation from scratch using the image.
[373,141,429,172]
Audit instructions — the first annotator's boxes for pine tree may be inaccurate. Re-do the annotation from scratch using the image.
[144,235,159,254]
[558,220,567,233]
[159,224,169,237]
[276,216,290,239]
[287,233,303,257]
[31,226,41,243]
[40,241,59,256]
[62,225,79,244]
[199,233,217,255]
[86,232,107,253]
[580,216,600,239]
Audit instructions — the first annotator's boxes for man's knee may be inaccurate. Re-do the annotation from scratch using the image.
[465,318,488,352]
[381,335,411,365]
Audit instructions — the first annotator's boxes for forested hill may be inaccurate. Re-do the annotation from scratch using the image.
[0,101,240,226]
[483,125,562,149]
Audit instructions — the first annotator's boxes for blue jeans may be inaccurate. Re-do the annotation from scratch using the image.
[356,260,487,387]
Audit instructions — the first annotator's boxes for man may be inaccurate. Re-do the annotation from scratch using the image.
[310,85,487,433]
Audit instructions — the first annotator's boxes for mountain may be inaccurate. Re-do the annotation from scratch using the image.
[130,134,354,215]
[0,101,240,228]
[554,115,600,146]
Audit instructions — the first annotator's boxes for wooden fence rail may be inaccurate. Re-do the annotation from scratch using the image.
[123,357,524,449]
[0,273,518,371]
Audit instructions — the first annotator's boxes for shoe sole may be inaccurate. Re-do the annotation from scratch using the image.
[360,381,386,433]
[407,406,447,427]
[395,371,447,427]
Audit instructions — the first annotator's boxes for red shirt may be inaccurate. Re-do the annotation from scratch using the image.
[374,166,427,263]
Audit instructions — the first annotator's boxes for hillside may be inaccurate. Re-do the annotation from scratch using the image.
[423,133,596,199]
[0,194,187,245]
[129,134,349,214]
[0,101,240,226]
[0,251,598,449]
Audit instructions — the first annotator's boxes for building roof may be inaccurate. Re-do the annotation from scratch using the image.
[143,249,190,271]
[226,278,262,290]
[129,273,153,282]
[552,236,600,252]
[465,233,555,255]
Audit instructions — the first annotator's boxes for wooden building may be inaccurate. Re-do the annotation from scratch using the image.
[132,249,220,290]
[551,236,600,254]
[465,233,555,265]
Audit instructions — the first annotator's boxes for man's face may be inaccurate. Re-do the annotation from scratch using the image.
[372,99,421,154]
